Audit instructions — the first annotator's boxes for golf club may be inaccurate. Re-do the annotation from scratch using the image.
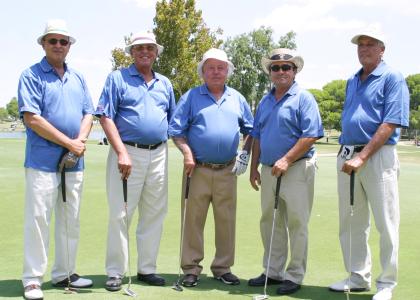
[172,176,191,292]
[344,171,355,300]
[122,178,136,297]
[60,156,79,294]
[253,175,282,300]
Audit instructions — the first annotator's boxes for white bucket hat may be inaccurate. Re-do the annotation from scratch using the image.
[351,28,386,46]
[37,19,76,45]
[197,48,235,78]
[261,48,304,74]
[125,31,164,55]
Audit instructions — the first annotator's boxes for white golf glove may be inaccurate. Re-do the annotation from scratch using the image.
[231,150,250,176]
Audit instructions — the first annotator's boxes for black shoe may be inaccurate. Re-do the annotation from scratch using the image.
[137,273,165,286]
[52,273,93,288]
[216,272,240,285]
[276,280,301,295]
[105,277,122,292]
[182,274,198,287]
[248,273,283,286]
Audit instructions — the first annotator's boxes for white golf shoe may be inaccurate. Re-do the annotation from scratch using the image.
[329,278,370,292]
[372,287,392,300]
[24,284,43,300]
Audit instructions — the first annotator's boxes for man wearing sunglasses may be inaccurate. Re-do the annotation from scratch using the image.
[18,19,94,300]
[248,48,323,295]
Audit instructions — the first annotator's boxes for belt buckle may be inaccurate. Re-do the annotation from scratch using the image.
[341,145,354,160]
[148,144,153,150]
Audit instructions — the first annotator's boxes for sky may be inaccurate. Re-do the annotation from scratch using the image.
[1,0,419,107]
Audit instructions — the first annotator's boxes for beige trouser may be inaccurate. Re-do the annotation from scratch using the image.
[260,158,316,284]
[22,168,84,287]
[105,143,168,277]
[180,162,237,277]
[337,145,399,289]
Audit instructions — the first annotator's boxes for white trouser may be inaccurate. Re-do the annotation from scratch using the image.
[260,157,316,284]
[105,143,168,277]
[22,168,83,287]
[337,145,399,289]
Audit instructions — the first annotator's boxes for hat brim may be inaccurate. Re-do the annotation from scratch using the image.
[37,31,76,45]
[125,41,164,55]
[261,56,304,74]
[351,34,385,45]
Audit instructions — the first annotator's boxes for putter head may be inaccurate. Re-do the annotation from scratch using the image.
[124,287,137,297]
[172,282,183,292]
[253,295,268,300]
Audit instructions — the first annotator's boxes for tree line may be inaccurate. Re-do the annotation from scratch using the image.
[2,0,420,138]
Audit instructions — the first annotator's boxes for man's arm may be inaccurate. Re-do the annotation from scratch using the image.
[78,114,93,141]
[23,112,86,156]
[172,136,195,177]
[249,138,261,191]
[341,122,397,175]
[99,115,131,180]
[272,137,318,177]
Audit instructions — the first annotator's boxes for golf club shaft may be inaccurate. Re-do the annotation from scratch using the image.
[176,176,191,286]
[350,171,354,206]
[60,169,72,291]
[263,175,282,295]
[122,179,133,290]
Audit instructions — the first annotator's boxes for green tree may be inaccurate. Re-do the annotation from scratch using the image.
[0,107,8,120]
[154,0,222,98]
[406,74,420,111]
[6,97,18,120]
[110,35,133,71]
[223,27,296,111]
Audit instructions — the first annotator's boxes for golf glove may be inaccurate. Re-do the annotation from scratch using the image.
[58,152,79,172]
[231,150,250,176]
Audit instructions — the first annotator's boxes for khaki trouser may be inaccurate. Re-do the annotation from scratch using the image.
[23,168,84,287]
[180,162,237,277]
[260,158,316,284]
[105,143,168,277]
[337,145,399,289]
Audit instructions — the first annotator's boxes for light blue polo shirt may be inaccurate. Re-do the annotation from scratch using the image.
[251,82,324,166]
[95,64,176,145]
[339,61,409,145]
[18,57,94,172]
[169,84,254,163]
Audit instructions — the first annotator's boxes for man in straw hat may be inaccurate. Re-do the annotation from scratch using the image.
[18,19,94,300]
[95,30,175,291]
[248,48,323,295]
[169,48,253,287]
[329,29,409,300]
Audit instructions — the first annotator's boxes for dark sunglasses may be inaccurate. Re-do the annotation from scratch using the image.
[46,38,69,46]
[270,64,294,72]
[270,53,293,60]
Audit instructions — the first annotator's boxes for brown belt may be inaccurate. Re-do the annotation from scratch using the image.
[196,158,235,170]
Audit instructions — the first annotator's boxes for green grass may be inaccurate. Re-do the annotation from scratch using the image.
[1,139,419,300]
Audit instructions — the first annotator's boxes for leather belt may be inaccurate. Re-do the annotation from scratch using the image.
[196,158,235,170]
[123,141,164,150]
[354,145,365,152]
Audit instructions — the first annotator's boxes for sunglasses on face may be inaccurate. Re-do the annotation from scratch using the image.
[270,64,294,72]
[46,38,69,46]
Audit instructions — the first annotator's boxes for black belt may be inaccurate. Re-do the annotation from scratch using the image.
[339,145,365,154]
[268,156,309,167]
[196,158,235,170]
[123,141,164,150]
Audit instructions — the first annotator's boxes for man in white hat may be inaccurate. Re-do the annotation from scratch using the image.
[18,19,94,300]
[248,48,323,295]
[329,30,409,300]
[169,48,253,287]
[95,30,175,291]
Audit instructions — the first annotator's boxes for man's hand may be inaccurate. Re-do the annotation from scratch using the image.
[118,150,132,180]
[249,168,261,191]
[271,157,291,177]
[232,150,250,176]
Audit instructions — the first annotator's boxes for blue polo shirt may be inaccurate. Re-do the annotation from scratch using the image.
[18,57,94,172]
[95,64,176,145]
[169,84,253,163]
[339,61,409,145]
[251,82,324,166]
